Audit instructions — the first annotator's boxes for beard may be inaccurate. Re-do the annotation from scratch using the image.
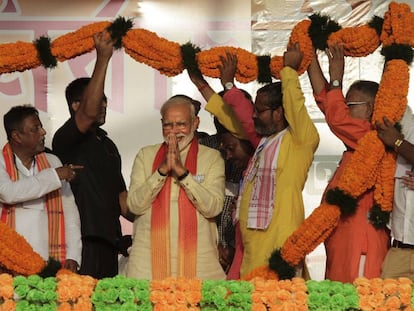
[164,132,195,150]
[254,119,278,136]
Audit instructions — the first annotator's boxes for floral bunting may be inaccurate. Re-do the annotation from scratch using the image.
[0,273,414,310]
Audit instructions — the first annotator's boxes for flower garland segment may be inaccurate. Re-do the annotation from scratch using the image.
[123,29,184,77]
[56,269,97,311]
[150,277,200,309]
[0,4,386,82]
[0,222,45,276]
[280,203,341,267]
[1,273,414,310]
[0,42,40,74]
[328,24,380,57]
[0,274,15,311]
[51,21,110,62]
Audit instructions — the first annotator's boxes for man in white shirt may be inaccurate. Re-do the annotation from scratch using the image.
[377,106,414,280]
[0,105,82,272]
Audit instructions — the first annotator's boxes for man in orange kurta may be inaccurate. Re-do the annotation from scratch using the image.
[308,44,390,282]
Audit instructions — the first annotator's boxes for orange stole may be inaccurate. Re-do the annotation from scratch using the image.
[0,143,66,264]
[151,139,198,279]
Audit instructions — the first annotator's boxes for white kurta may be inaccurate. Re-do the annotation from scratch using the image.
[0,152,82,264]
[127,143,226,280]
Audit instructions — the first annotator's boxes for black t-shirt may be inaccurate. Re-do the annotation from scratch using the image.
[52,118,126,246]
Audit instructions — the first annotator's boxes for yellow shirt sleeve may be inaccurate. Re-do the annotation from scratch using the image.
[205,93,248,140]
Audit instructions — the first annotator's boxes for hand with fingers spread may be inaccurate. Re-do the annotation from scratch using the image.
[219,52,238,88]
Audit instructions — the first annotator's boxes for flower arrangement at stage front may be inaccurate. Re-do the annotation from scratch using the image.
[1,272,414,310]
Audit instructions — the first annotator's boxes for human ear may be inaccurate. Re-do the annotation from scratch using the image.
[71,101,80,112]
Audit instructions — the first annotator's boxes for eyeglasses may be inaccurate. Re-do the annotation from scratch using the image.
[253,107,272,114]
[346,101,367,106]
[161,121,189,130]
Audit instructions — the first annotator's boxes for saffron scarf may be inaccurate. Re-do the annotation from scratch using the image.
[0,143,66,264]
[151,138,198,279]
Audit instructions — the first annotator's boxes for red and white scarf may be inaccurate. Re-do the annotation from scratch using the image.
[151,138,198,279]
[1,143,66,264]
[241,129,286,229]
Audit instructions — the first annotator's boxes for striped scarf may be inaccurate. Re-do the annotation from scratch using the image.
[1,143,66,264]
[151,138,198,279]
[242,129,286,229]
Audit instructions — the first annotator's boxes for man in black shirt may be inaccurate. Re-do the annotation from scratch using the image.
[52,30,131,278]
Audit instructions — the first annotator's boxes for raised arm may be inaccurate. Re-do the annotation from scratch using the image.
[307,50,328,98]
[75,31,115,133]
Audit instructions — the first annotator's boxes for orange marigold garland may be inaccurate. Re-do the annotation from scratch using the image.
[372,59,409,124]
[0,42,40,74]
[381,2,414,47]
[0,273,15,311]
[354,277,413,310]
[0,221,45,276]
[279,203,341,267]
[56,269,96,311]
[328,24,381,57]
[197,46,258,83]
[336,130,383,197]
[123,28,184,77]
[150,277,202,310]
[250,277,308,311]
[373,151,397,213]
[287,19,313,75]
[51,21,110,62]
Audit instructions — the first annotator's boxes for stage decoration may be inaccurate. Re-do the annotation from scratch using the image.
[0,0,412,285]
[0,221,45,276]
[0,272,412,310]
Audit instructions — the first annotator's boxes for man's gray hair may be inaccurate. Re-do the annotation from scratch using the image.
[160,95,196,119]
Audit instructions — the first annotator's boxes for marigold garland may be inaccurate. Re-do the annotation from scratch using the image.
[280,203,341,266]
[51,21,110,62]
[354,277,413,310]
[123,28,184,77]
[0,222,45,276]
[56,269,96,310]
[3,273,414,310]
[0,6,395,83]
[250,277,308,311]
[287,19,313,75]
[0,274,15,311]
[327,24,381,57]
[150,277,201,310]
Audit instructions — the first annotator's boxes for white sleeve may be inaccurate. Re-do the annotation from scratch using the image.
[0,156,61,205]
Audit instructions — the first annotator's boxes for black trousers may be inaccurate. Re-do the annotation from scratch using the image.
[78,236,118,279]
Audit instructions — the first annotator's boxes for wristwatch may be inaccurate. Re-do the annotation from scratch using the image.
[224,82,234,90]
[330,80,341,88]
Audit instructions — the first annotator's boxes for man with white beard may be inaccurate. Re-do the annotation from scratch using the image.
[126,95,226,280]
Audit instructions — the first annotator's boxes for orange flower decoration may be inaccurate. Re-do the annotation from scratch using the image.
[0,222,45,276]
[328,24,380,57]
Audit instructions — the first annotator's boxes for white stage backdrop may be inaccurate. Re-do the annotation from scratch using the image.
[0,0,413,279]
